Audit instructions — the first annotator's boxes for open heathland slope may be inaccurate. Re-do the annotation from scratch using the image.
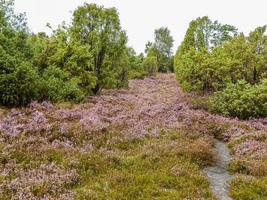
[0,74,266,199]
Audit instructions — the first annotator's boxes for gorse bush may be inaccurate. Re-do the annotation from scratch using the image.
[211,80,267,119]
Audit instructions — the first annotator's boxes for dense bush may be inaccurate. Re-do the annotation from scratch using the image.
[143,56,158,76]
[174,16,267,119]
[39,66,84,102]
[0,0,38,106]
[211,80,267,119]
[175,18,267,93]
[127,48,146,79]
[174,48,217,92]
[174,16,237,93]
[0,1,148,107]
[0,63,40,106]
[31,28,97,96]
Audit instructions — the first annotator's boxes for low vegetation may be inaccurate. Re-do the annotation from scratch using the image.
[73,131,216,199]
[218,118,267,199]
[0,75,219,199]
[230,176,267,200]
[0,74,266,199]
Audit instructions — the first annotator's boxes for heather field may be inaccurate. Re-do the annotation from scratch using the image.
[1,0,267,199]
[0,74,266,199]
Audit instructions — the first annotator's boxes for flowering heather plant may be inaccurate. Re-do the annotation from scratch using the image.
[0,163,78,200]
[0,109,24,137]
[234,139,267,158]
[29,101,54,111]
[0,74,266,199]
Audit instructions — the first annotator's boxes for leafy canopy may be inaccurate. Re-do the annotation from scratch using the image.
[174,16,267,119]
[0,2,145,106]
[71,3,128,94]
[146,27,174,72]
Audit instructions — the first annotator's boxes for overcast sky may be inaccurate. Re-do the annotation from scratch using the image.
[14,0,267,53]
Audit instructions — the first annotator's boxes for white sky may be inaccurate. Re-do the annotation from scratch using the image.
[14,0,267,54]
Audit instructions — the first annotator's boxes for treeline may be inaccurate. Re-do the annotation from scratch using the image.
[174,17,267,119]
[0,1,174,107]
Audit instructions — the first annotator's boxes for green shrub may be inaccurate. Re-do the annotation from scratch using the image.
[127,48,146,79]
[0,63,40,106]
[143,56,158,76]
[174,17,267,94]
[128,70,146,79]
[64,80,85,102]
[1,2,154,107]
[211,80,267,119]
[40,66,84,102]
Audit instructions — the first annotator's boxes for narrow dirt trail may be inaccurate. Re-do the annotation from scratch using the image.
[205,140,233,200]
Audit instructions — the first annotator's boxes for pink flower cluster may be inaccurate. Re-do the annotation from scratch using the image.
[235,139,267,158]
[0,163,78,200]
[0,109,51,137]
[0,109,24,136]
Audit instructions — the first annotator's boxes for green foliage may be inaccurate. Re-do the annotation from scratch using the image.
[154,27,174,72]
[39,66,84,103]
[174,17,237,93]
[211,31,267,85]
[175,17,267,93]
[70,3,128,94]
[177,16,237,54]
[143,55,158,76]
[27,32,48,69]
[211,80,267,119]
[174,16,267,119]
[175,48,212,92]
[145,27,174,73]
[0,0,38,106]
[0,2,140,106]
[127,49,146,79]
[0,0,28,32]
[0,1,31,74]
[0,63,40,106]
[33,27,97,96]
[113,48,130,88]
